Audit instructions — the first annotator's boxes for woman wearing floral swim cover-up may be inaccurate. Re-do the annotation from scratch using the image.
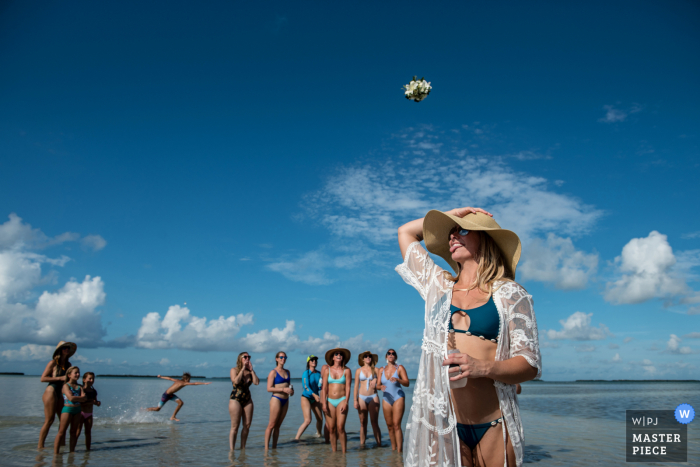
[397,207,541,467]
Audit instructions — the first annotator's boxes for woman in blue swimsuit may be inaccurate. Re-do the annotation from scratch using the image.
[378,348,409,451]
[264,351,293,450]
[397,207,541,467]
[295,355,324,440]
[354,351,382,446]
[321,348,352,453]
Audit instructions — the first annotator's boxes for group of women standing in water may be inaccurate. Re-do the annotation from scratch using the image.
[227,347,410,453]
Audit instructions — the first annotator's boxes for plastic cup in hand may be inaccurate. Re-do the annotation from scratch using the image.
[447,349,467,389]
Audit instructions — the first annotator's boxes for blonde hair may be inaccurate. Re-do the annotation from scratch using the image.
[360,353,377,379]
[235,352,249,372]
[53,351,71,377]
[443,231,512,293]
[64,366,80,383]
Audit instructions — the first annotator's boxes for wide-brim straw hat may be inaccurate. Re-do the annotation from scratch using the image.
[53,341,77,359]
[423,210,521,278]
[357,351,378,367]
[325,348,351,366]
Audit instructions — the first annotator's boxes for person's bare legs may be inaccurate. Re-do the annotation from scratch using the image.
[336,403,348,454]
[265,398,283,450]
[240,402,254,449]
[228,399,243,450]
[53,413,70,454]
[169,399,184,421]
[295,396,312,439]
[311,401,324,436]
[382,399,397,450]
[82,416,93,451]
[392,397,406,452]
[357,398,368,445]
[327,403,338,452]
[272,401,289,448]
[68,413,81,452]
[472,422,516,467]
[38,388,59,449]
[368,398,382,446]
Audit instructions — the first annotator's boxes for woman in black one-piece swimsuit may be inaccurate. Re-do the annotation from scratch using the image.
[228,352,259,450]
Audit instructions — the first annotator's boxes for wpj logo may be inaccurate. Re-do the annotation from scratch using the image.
[626,410,688,463]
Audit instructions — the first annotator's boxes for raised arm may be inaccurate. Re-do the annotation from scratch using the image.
[397,365,410,387]
[398,207,492,259]
[249,363,260,385]
[156,375,175,382]
[231,367,244,385]
[40,361,62,384]
[187,381,211,385]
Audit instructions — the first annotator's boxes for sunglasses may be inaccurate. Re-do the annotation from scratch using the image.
[363,355,372,359]
[242,356,250,360]
[449,226,470,239]
[334,352,343,357]
[387,351,397,356]
[278,356,287,360]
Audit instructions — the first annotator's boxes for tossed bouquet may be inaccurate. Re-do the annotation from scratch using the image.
[403,76,432,102]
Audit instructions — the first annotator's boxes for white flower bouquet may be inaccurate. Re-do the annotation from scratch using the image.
[403,76,432,102]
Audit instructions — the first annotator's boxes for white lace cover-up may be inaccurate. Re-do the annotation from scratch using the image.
[396,242,541,467]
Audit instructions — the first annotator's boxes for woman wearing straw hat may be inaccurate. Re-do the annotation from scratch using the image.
[354,351,382,446]
[397,207,541,467]
[321,348,352,453]
[38,341,76,449]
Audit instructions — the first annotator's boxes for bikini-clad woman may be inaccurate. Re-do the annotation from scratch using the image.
[229,352,259,450]
[38,341,76,449]
[321,348,352,453]
[264,351,293,450]
[397,207,541,467]
[354,351,382,446]
[378,348,409,452]
[295,355,324,440]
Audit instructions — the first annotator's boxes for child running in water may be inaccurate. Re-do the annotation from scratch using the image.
[54,366,86,454]
[146,373,210,421]
[76,372,100,450]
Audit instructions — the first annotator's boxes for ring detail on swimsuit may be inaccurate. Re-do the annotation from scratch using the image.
[449,295,500,342]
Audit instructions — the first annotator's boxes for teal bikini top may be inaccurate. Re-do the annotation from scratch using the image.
[449,295,500,342]
[328,369,346,384]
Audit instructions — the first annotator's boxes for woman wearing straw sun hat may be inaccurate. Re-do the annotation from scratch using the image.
[38,341,77,449]
[397,207,541,467]
[353,351,382,446]
[321,348,352,453]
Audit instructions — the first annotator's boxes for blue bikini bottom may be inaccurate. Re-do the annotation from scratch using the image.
[457,418,502,450]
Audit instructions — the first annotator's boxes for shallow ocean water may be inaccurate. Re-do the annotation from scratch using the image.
[0,376,697,466]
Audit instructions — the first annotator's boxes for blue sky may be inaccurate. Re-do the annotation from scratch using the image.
[1,1,699,380]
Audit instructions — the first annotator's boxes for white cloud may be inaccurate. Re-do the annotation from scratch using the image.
[0,275,106,346]
[291,128,602,286]
[598,104,642,123]
[612,353,622,363]
[0,213,79,250]
[609,343,619,349]
[623,337,634,343]
[604,231,689,305]
[666,334,693,355]
[683,332,700,339]
[0,344,53,361]
[135,305,255,351]
[575,344,596,352]
[159,358,170,365]
[681,231,700,239]
[547,311,612,341]
[519,234,598,289]
[81,235,107,252]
